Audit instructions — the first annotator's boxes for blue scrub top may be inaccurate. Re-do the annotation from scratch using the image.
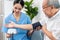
[2,12,31,40]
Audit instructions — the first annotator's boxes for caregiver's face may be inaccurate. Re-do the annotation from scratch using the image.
[13,3,23,14]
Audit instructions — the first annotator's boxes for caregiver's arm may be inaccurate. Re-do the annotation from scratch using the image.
[6,21,42,30]
[15,24,33,30]
[42,25,56,40]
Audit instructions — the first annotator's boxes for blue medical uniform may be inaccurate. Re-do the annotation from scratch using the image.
[2,12,31,40]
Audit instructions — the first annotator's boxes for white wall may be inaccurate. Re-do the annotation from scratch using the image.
[4,0,13,18]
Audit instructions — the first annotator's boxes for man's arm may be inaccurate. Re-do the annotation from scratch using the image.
[42,24,56,40]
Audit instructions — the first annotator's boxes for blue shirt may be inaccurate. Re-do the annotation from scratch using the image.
[2,12,31,40]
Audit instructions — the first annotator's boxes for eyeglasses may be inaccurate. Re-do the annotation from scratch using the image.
[43,5,53,9]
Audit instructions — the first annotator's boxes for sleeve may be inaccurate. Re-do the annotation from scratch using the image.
[51,21,60,40]
[2,17,10,33]
[26,16,31,39]
[27,16,31,24]
[39,18,46,26]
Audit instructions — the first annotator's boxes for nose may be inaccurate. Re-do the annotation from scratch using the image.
[16,9,19,12]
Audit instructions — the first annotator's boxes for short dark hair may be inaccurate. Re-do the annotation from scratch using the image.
[13,0,24,7]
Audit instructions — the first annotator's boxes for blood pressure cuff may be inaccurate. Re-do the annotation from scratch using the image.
[32,22,42,29]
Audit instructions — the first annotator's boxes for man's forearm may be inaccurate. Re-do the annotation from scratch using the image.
[43,29,56,40]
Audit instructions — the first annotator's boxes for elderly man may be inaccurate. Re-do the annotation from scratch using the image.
[40,0,60,40]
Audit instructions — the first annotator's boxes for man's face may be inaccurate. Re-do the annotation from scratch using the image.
[42,0,57,18]
[43,5,53,18]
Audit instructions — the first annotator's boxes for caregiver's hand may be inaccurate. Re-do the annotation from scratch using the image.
[5,21,15,28]
[6,33,11,38]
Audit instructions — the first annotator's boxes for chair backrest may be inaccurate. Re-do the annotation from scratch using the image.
[31,30,44,40]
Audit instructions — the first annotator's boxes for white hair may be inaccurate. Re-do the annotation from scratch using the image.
[48,0,60,8]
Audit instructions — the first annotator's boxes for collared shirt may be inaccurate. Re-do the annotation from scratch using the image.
[2,12,31,40]
[40,10,60,40]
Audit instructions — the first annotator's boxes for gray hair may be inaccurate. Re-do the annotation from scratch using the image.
[48,0,60,8]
